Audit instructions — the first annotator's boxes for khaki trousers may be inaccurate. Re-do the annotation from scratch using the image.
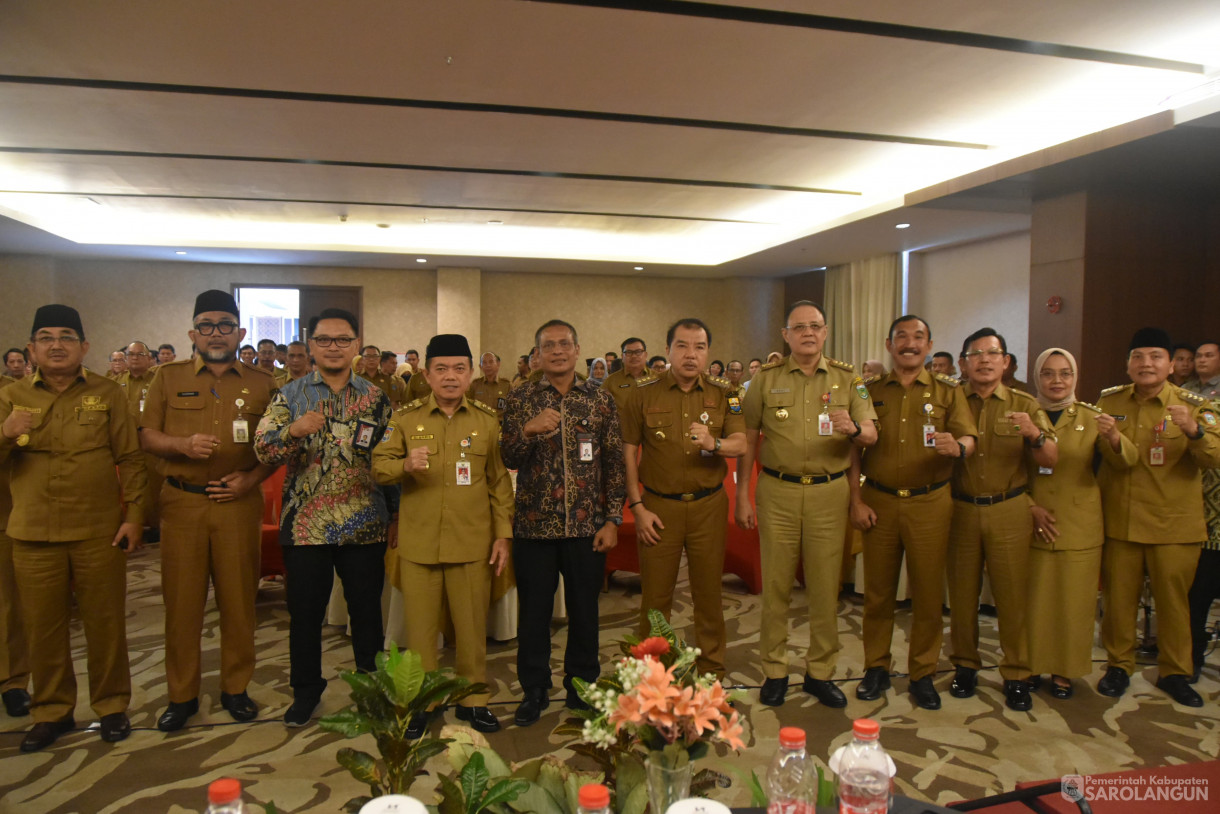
[757,474,849,680]
[160,484,262,701]
[638,489,728,677]
[947,497,1032,680]
[0,531,30,693]
[12,535,130,722]
[861,485,953,681]
[400,558,491,706]
[1101,537,1200,677]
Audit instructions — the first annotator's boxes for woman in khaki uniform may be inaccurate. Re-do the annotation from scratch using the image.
[1025,348,1133,698]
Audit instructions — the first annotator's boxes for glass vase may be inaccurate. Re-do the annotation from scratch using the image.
[645,754,693,814]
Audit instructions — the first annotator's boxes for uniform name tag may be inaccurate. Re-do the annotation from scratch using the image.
[410,434,434,440]
[353,420,377,450]
[177,391,199,397]
[233,419,249,443]
[1038,466,1054,475]
[456,460,472,485]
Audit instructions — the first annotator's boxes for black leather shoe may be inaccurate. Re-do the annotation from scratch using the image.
[1003,680,1032,711]
[909,676,941,710]
[855,668,891,701]
[157,698,199,732]
[456,705,502,733]
[759,677,789,707]
[1025,674,1043,693]
[514,688,550,726]
[2,688,31,717]
[20,717,74,752]
[1189,663,1202,685]
[1049,677,1074,700]
[1097,666,1130,698]
[405,713,426,739]
[803,675,847,708]
[1156,674,1204,707]
[284,695,321,727]
[99,712,131,743]
[949,667,977,699]
[220,691,258,722]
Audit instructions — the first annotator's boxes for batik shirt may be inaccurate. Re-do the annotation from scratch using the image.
[254,371,393,546]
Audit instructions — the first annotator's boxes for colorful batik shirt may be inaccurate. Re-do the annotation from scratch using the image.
[255,371,393,546]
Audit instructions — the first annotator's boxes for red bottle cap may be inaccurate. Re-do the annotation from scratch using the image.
[853,718,880,740]
[579,783,611,809]
[779,726,806,748]
[208,778,242,804]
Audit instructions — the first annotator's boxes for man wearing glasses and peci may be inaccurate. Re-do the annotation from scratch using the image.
[600,337,656,409]
[139,290,278,732]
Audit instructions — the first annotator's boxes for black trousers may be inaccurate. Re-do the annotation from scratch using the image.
[1188,547,1220,671]
[514,536,605,692]
[282,541,386,699]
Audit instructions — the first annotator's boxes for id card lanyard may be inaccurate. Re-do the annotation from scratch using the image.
[818,392,833,436]
[1150,417,1166,466]
[922,401,936,448]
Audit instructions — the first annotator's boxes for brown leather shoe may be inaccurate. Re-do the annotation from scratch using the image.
[20,717,75,752]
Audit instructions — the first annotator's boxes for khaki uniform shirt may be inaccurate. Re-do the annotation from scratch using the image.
[466,377,513,419]
[0,368,146,540]
[360,370,408,409]
[953,382,1055,498]
[602,367,658,410]
[862,369,977,489]
[1098,383,1220,543]
[621,372,745,493]
[116,369,158,418]
[0,374,15,529]
[405,372,433,403]
[372,394,513,564]
[742,355,877,476]
[140,357,275,484]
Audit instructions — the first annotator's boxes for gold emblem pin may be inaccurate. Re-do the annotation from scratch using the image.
[16,434,29,446]
[655,430,666,440]
[416,425,425,431]
[1075,425,1085,431]
[776,408,789,421]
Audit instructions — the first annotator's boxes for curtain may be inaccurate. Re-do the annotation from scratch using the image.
[823,253,902,370]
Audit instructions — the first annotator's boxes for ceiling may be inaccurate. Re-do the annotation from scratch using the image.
[0,0,1218,277]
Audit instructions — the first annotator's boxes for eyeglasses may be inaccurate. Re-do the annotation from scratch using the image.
[33,334,81,347]
[193,321,239,336]
[540,340,575,352]
[622,349,647,356]
[125,351,151,359]
[1038,369,1075,381]
[964,349,1005,359]
[786,322,825,334]
[313,336,356,348]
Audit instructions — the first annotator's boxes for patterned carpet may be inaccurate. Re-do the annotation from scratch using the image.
[1,549,1218,814]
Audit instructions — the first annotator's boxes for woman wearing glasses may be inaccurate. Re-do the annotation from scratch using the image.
[1024,348,1132,699]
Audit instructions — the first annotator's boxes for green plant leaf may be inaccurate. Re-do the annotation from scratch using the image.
[646,608,677,644]
[691,767,730,796]
[336,747,383,788]
[342,797,373,814]
[258,803,280,814]
[460,751,491,814]
[318,708,373,738]
[438,773,466,814]
[506,780,565,814]
[686,740,709,762]
[815,764,836,807]
[620,781,649,814]
[393,649,425,706]
[748,769,769,807]
[478,778,530,812]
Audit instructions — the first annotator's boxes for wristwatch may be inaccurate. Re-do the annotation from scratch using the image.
[714,437,722,452]
[1028,431,1046,449]
[608,515,623,527]
[849,420,863,439]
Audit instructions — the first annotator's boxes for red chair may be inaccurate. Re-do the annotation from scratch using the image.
[260,466,286,579]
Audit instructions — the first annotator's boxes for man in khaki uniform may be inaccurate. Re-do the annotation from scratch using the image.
[601,337,656,410]
[948,327,1057,711]
[0,372,31,722]
[141,290,277,731]
[373,334,512,734]
[258,338,290,389]
[736,301,877,708]
[284,340,311,381]
[849,315,977,710]
[466,351,513,420]
[1096,327,1220,707]
[106,350,127,380]
[119,341,163,532]
[358,347,408,409]
[623,318,745,679]
[0,304,145,751]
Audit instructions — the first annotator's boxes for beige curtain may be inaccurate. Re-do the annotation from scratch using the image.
[823,253,902,370]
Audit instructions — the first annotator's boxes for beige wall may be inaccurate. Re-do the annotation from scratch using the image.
[0,255,783,373]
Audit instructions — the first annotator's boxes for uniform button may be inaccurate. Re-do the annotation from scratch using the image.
[899,439,905,443]
[901,418,906,423]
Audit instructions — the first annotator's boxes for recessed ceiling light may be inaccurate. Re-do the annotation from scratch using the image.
[175,251,187,255]
[634,266,644,271]
[895,223,911,229]
[487,220,503,225]
[416,258,427,263]
[812,266,827,271]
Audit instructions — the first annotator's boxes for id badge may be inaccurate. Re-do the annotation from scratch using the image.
[577,432,594,462]
[138,399,145,413]
[232,419,249,444]
[1038,466,1054,476]
[923,424,937,447]
[456,459,472,485]
[353,419,377,450]
[1150,443,1165,466]
[818,413,833,436]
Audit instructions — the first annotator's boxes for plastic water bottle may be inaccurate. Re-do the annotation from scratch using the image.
[578,783,612,814]
[205,778,245,814]
[767,726,814,814]
[834,718,892,814]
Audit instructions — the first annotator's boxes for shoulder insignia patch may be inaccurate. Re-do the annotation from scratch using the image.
[761,358,784,371]
[707,375,733,390]
[828,357,854,371]
[1100,384,1129,398]
[380,425,395,444]
[1176,386,1207,406]
[1075,401,1103,413]
[932,372,960,387]
[727,395,742,414]
[852,376,869,399]
[470,398,498,417]
[403,398,425,411]
[863,374,882,386]
[637,377,661,388]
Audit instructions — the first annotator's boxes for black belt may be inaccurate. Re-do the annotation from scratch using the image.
[644,484,723,502]
[953,486,1027,506]
[166,476,210,495]
[761,467,847,486]
[864,478,950,498]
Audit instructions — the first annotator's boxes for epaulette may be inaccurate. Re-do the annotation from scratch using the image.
[706,374,734,390]
[242,362,275,379]
[470,398,498,417]
[637,376,661,387]
[932,372,960,387]
[1100,384,1130,398]
[639,370,658,382]
[863,374,882,386]
[827,357,854,371]
[401,398,425,412]
[1075,401,1103,413]
[760,358,784,371]
[1176,386,1208,406]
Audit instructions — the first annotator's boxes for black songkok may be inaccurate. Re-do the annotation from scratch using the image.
[31,304,85,340]
[193,289,239,318]
[425,334,473,361]
[1128,327,1172,353]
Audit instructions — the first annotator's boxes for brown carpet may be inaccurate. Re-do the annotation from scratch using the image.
[1,551,1218,813]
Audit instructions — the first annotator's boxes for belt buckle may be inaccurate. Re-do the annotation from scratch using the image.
[897,488,911,498]
[680,493,695,502]
[800,475,813,485]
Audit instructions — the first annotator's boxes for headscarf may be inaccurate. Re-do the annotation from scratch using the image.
[1033,347,1078,412]
[588,358,607,386]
